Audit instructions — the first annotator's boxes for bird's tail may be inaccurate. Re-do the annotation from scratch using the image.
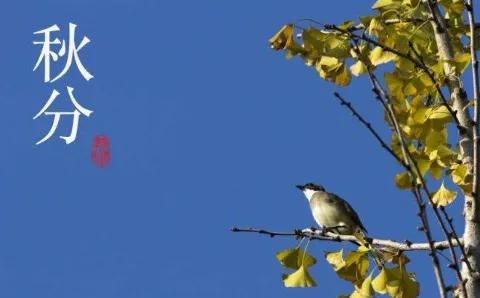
[354,230,384,268]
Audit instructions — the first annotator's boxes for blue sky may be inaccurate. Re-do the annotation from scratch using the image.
[0,0,475,297]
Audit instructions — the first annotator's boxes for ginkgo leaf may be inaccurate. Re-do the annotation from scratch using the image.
[326,248,370,285]
[377,247,410,265]
[350,61,367,76]
[372,265,419,298]
[372,0,396,9]
[411,107,429,124]
[369,46,396,66]
[425,128,447,152]
[403,82,417,97]
[372,267,390,294]
[269,24,294,50]
[282,265,317,288]
[427,105,452,123]
[325,250,345,270]
[367,17,385,37]
[359,275,374,297]
[401,272,420,298]
[432,182,457,206]
[452,53,471,74]
[395,172,412,189]
[416,158,432,178]
[276,248,316,269]
[451,163,468,185]
[429,145,458,169]
[384,73,404,98]
[430,161,444,179]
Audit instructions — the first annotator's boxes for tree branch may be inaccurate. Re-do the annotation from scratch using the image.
[467,0,480,223]
[324,24,462,131]
[348,40,450,297]
[231,227,463,252]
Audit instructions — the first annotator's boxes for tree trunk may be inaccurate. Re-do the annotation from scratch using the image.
[427,3,480,297]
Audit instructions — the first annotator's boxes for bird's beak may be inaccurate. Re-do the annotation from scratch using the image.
[296,185,304,191]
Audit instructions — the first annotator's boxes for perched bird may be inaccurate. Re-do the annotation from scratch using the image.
[296,183,367,236]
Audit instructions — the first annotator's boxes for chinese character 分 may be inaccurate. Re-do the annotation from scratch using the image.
[33,87,93,145]
[33,23,94,145]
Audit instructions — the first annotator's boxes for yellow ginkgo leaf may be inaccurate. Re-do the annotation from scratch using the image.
[430,162,444,180]
[432,182,457,206]
[269,24,294,50]
[350,61,367,76]
[325,249,370,285]
[426,105,452,123]
[358,275,374,297]
[276,248,316,269]
[451,163,468,185]
[424,128,447,152]
[325,250,345,270]
[369,46,397,66]
[395,172,412,189]
[282,265,317,288]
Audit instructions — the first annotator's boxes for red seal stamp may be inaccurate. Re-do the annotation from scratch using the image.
[91,134,110,167]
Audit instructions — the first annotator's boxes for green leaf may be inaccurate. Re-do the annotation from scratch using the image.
[385,73,405,99]
[302,28,351,59]
[276,248,316,269]
[432,182,457,206]
[282,266,317,288]
[395,172,412,189]
[425,128,447,152]
[430,162,444,179]
[452,53,470,74]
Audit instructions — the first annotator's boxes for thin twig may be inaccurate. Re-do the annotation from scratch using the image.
[332,92,405,166]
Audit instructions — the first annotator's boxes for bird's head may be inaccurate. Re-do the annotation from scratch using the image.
[296,183,325,192]
[296,183,325,201]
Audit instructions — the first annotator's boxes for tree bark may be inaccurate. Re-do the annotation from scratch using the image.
[426,2,480,297]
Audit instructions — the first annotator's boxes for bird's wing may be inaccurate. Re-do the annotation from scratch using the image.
[329,192,368,233]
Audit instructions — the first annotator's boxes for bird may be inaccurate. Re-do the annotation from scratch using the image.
[296,183,367,236]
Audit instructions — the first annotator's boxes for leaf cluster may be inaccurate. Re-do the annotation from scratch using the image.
[269,0,474,205]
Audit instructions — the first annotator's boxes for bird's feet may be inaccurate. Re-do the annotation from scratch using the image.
[301,226,321,235]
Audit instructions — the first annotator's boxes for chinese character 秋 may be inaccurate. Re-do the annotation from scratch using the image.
[33,23,93,83]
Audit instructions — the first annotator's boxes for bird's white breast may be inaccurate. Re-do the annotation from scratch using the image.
[303,189,318,202]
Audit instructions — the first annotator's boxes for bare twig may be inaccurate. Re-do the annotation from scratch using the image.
[332,92,405,166]
[231,227,463,251]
